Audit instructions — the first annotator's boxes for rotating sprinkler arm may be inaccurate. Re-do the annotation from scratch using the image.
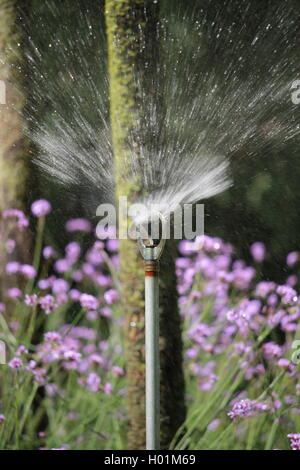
[138,234,166,450]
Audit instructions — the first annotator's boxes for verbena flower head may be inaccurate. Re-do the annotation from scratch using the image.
[31,199,52,217]
[65,218,92,233]
[250,242,266,262]
[287,433,300,450]
[79,293,99,311]
[8,357,23,369]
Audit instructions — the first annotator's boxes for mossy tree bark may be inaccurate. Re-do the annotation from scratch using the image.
[0,0,31,291]
[105,0,185,449]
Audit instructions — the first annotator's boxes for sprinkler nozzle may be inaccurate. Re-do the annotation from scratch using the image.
[137,213,167,261]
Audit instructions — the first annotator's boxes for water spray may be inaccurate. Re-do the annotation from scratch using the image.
[137,215,166,450]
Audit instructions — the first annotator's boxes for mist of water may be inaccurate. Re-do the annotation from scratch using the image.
[22,0,300,225]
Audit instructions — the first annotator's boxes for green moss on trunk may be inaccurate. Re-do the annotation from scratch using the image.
[105,0,185,449]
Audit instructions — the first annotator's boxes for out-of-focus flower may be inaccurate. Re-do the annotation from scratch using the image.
[52,279,70,295]
[86,373,101,393]
[16,345,28,356]
[100,307,112,318]
[104,382,113,395]
[25,294,39,307]
[39,295,57,314]
[79,294,99,311]
[104,289,119,305]
[2,209,29,228]
[5,239,16,253]
[6,288,22,299]
[43,246,56,259]
[31,199,52,217]
[250,242,266,262]
[8,357,23,369]
[65,242,81,264]
[54,259,71,273]
[263,342,283,361]
[0,414,5,424]
[65,218,92,233]
[286,252,298,267]
[207,419,220,432]
[106,239,119,252]
[112,366,125,376]
[228,398,269,420]
[276,285,298,304]
[44,332,61,343]
[287,433,300,450]
[6,261,20,275]
[20,264,37,279]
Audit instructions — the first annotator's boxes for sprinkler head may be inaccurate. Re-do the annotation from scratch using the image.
[137,213,167,261]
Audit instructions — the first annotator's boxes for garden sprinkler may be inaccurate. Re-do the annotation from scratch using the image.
[138,214,166,450]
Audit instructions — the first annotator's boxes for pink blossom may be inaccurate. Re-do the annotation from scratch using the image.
[65,218,92,233]
[31,199,52,217]
[8,357,23,369]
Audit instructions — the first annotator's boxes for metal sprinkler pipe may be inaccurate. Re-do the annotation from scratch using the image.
[138,221,166,450]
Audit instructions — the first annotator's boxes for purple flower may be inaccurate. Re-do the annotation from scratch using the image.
[20,264,37,279]
[287,433,300,450]
[38,278,51,290]
[44,331,61,343]
[69,289,81,301]
[0,303,5,313]
[31,199,52,217]
[5,239,16,253]
[0,414,5,423]
[286,252,298,267]
[2,209,29,228]
[104,289,119,305]
[54,259,71,273]
[250,242,266,262]
[106,239,119,252]
[79,293,99,310]
[43,246,56,259]
[100,307,112,318]
[112,365,125,376]
[65,242,81,263]
[16,345,28,356]
[103,382,113,395]
[276,285,298,304]
[25,294,39,307]
[6,288,22,299]
[39,295,57,314]
[263,342,283,361]
[52,279,70,295]
[228,399,256,420]
[86,249,103,266]
[207,419,220,432]
[72,270,83,282]
[65,218,92,233]
[8,357,23,369]
[6,261,20,275]
[86,373,101,393]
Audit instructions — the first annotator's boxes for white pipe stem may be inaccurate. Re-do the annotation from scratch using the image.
[145,273,160,450]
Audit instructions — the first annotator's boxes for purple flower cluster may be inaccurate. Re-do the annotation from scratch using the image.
[287,433,300,450]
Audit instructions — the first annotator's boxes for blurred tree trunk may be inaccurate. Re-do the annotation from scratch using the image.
[0,0,31,293]
[105,0,185,449]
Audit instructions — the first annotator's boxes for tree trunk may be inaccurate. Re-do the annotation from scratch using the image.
[0,0,31,291]
[105,0,185,449]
